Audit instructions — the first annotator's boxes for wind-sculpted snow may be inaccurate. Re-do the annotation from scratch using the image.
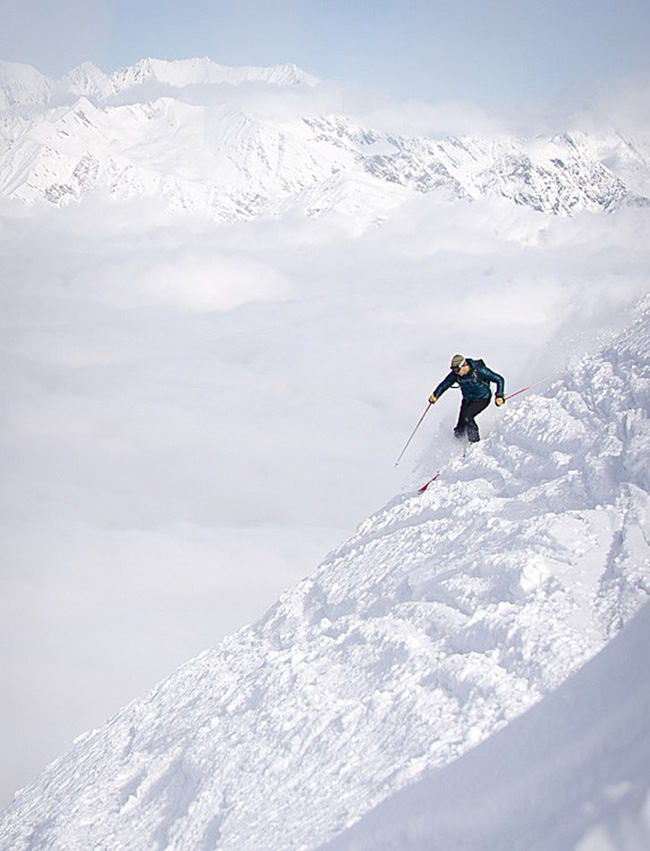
[0,59,649,223]
[1,283,649,850]
[325,602,650,851]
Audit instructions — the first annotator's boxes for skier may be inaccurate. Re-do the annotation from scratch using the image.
[429,354,505,443]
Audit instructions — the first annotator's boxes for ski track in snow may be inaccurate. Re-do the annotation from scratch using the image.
[1,301,649,849]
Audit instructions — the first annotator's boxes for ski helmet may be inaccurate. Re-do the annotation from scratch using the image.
[450,354,465,369]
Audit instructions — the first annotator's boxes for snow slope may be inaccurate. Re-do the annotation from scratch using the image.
[0,299,649,849]
[0,59,649,222]
[324,602,650,851]
[0,60,52,109]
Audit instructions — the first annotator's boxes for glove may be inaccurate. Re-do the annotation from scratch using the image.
[429,394,437,405]
[495,395,505,407]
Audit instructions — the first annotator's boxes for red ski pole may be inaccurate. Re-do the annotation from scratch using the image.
[505,385,532,401]
[505,374,558,402]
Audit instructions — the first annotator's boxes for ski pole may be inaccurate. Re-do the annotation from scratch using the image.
[395,402,432,466]
[505,373,558,402]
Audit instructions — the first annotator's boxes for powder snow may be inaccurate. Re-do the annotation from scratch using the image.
[1,300,649,848]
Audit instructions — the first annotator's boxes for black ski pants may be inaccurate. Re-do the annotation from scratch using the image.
[455,396,490,442]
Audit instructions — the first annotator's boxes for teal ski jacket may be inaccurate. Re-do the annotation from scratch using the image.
[433,358,505,402]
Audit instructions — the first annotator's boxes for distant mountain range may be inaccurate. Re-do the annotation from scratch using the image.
[0,57,318,108]
[1,57,650,223]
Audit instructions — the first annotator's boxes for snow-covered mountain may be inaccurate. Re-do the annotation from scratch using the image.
[1,58,649,222]
[0,57,318,109]
[1,282,648,849]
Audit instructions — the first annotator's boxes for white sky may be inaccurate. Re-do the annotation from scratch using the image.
[1,0,650,105]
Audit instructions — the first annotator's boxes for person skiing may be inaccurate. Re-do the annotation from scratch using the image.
[429,354,505,442]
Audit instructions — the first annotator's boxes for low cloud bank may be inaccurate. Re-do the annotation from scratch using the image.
[1,193,648,804]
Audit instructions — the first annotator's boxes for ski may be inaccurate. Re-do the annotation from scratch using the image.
[418,440,475,492]
[418,472,440,493]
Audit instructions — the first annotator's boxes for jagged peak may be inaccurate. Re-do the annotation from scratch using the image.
[60,61,110,84]
[0,57,319,111]
[57,62,113,100]
[108,57,320,93]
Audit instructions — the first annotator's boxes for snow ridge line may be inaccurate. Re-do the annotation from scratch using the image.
[1,61,650,221]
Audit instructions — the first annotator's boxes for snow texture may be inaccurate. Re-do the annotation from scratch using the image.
[0,59,649,223]
[324,601,650,851]
[0,300,649,847]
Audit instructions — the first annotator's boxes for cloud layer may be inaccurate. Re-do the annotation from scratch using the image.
[1,189,649,804]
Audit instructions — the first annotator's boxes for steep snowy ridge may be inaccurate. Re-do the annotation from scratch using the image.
[0,57,318,108]
[1,291,649,849]
[107,57,319,92]
[326,601,650,850]
[0,59,649,222]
